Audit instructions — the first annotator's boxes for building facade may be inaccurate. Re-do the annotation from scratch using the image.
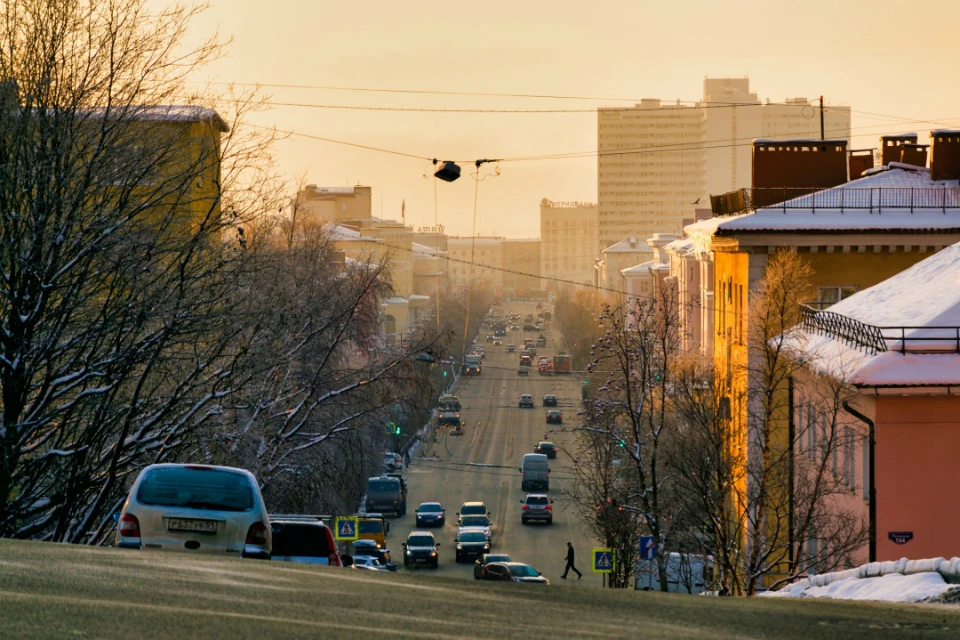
[502,239,541,297]
[539,199,598,290]
[597,77,851,250]
[447,236,505,298]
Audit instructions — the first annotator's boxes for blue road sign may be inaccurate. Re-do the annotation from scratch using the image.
[639,535,656,561]
[592,548,615,573]
[334,516,359,541]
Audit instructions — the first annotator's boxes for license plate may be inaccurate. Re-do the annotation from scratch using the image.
[168,518,218,533]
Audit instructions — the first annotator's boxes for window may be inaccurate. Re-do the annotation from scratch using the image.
[818,286,858,307]
[844,427,855,491]
[807,406,816,460]
[861,436,869,501]
[137,467,254,511]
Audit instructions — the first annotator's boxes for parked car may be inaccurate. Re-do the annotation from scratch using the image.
[518,394,534,408]
[403,531,440,568]
[116,463,271,559]
[474,553,512,579]
[269,516,341,566]
[455,530,492,563]
[481,562,549,584]
[534,442,558,459]
[542,394,557,407]
[506,343,516,352]
[520,494,554,525]
[415,502,446,528]
[545,410,563,424]
[352,538,397,571]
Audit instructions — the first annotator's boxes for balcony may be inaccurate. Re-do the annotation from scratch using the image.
[711,187,960,217]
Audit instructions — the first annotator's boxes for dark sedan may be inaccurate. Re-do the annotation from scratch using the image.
[481,562,549,584]
[534,441,558,459]
[542,394,558,407]
[545,410,563,424]
[415,502,445,528]
[455,530,491,563]
[474,553,512,579]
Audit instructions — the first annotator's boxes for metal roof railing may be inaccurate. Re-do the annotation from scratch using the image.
[712,187,960,217]
[800,303,960,355]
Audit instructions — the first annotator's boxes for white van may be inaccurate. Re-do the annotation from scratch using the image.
[635,552,715,594]
[519,453,550,491]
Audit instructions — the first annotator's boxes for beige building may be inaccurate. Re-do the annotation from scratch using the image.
[502,239,541,297]
[597,77,851,250]
[294,184,373,227]
[447,236,505,297]
[540,199,598,290]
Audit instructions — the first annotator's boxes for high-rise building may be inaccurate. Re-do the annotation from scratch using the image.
[597,77,851,250]
[539,199,598,289]
[502,239,541,296]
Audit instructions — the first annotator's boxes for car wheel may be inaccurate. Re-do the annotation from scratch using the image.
[521,518,528,525]
[432,560,439,569]
[455,553,461,563]
[547,519,553,525]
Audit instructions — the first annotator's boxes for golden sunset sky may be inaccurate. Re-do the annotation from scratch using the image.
[166,0,960,237]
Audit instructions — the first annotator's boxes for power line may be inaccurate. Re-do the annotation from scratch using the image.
[245,123,431,161]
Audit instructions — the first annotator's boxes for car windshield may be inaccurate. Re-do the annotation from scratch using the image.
[368,479,400,492]
[461,516,488,527]
[137,467,254,511]
[461,504,486,515]
[408,535,434,547]
[270,523,330,557]
[509,565,539,577]
[526,496,549,506]
[419,504,442,513]
[359,521,383,534]
[460,532,487,543]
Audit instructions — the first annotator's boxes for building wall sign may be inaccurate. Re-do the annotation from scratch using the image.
[888,531,914,545]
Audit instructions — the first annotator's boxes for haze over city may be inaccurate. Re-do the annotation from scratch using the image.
[169,0,960,237]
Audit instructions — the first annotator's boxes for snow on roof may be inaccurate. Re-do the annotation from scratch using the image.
[685,166,960,237]
[326,224,361,240]
[603,237,652,253]
[408,294,431,301]
[448,237,504,247]
[120,105,228,131]
[931,129,960,137]
[411,242,442,256]
[620,260,656,276]
[786,243,960,386]
[664,237,694,253]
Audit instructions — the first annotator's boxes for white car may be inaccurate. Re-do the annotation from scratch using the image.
[351,555,390,572]
[117,463,271,559]
[457,514,493,540]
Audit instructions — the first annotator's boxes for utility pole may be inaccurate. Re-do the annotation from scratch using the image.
[819,95,825,141]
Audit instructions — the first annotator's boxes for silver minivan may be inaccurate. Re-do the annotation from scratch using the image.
[520,453,550,491]
[116,463,271,559]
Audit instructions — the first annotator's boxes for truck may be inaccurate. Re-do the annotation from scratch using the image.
[519,453,550,491]
[553,353,571,374]
[366,476,407,517]
[463,354,482,375]
[356,513,390,548]
[438,394,461,412]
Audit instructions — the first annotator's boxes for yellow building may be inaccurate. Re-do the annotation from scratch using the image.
[540,199,598,290]
[686,133,960,585]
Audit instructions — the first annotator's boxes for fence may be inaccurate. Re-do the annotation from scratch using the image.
[712,187,960,217]
[800,303,960,355]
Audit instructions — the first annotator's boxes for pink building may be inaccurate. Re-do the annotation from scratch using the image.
[787,242,960,565]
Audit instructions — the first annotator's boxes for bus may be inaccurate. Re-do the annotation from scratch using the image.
[553,353,571,374]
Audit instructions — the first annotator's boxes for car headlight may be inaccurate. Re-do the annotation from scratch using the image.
[457,545,462,550]
[406,550,413,556]
[430,551,437,557]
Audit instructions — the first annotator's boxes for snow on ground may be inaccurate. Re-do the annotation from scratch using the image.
[764,572,954,603]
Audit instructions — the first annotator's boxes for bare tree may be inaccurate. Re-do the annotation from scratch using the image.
[668,251,868,594]
[567,283,683,589]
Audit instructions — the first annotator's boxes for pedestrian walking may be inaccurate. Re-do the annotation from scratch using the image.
[403,450,411,468]
[561,541,582,579]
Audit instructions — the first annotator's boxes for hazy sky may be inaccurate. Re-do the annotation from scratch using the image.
[165,0,960,238]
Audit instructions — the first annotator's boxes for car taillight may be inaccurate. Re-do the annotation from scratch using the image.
[245,521,268,545]
[118,513,140,539]
[545,505,552,510]
[329,552,341,567]
[522,505,529,510]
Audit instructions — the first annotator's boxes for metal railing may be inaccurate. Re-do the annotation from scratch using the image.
[800,303,960,355]
[711,186,960,217]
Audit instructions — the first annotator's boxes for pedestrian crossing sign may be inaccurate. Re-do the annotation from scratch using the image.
[592,548,615,573]
[334,516,359,541]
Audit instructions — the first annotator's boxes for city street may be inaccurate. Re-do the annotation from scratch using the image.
[390,302,601,584]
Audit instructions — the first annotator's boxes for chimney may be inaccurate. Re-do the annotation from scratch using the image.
[929,130,960,182]
[880,133,917,166]
[898,143,928,168]
[848,149,875,180]
[752,139,848,190]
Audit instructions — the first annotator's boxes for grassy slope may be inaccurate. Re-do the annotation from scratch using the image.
[1,539,958,639]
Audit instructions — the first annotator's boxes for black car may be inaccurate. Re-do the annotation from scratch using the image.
[474,553,512,579]
[415,502,445,528]
[481,562,549,584]
[523,324,538,332]
[534,441,558,459]
[517,365,530,376]
[545,410,563,424]
[455,530,491,562]
[403,531,440,569]
[439,410,461,427]
[542,395,558,407]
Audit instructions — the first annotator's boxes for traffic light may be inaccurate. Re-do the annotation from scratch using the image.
[618,438,626,448]
[443,370,448,377]
[394,424,402,435]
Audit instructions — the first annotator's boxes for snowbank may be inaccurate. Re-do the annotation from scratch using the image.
[761,556,960,603]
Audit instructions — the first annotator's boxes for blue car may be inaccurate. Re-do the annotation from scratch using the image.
[415,502,445,528]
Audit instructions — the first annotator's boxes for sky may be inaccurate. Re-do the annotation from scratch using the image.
[161,0,960,238]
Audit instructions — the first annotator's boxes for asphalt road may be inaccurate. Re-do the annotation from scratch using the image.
[389,301,600,584]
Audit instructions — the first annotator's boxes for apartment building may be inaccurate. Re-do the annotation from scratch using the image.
[294,184,373,227]
[502,239,542,297]
[539,199,598,290]
[597,77,851,251]
[447,236,505,297]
